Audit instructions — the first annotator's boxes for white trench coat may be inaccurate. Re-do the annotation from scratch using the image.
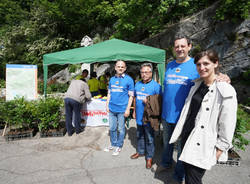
[169,79,237,170]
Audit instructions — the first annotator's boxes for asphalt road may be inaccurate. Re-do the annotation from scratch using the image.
[0,119,249,184]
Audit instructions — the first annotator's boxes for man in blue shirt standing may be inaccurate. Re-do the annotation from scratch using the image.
[159,34,199,183]
[104,60,134,156]
[130,63,161,169]
[159,34,230,184]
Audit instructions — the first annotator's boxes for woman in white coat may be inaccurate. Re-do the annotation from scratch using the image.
[169,50,237,184]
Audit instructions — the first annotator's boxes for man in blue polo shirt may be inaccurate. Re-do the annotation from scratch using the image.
[159,34,230,184]
[159,34,198,184]
[130,63,161,169]
[104,60,134,156]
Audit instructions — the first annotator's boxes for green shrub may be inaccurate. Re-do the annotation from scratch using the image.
[0,79,5,88]
[0,97,36,130]
[12,98,36,129]
[1,97,64,132]
[37,80,44,94]
[1,99,19,129]
[38,80,69,94]
[0,98,6,123]
[216,0,250,21]
[32,97,64,132]
[68,64,81,73]
[47,83,69,93]
[233,105,250,150]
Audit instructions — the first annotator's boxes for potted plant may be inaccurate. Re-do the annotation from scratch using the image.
[2,97,37,141]
[33,97,65,137]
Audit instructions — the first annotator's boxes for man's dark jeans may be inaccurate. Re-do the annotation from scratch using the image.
[64,98,82,135]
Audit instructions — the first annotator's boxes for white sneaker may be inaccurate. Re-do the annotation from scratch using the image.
[103,146,114,152]
[112,147,122,156]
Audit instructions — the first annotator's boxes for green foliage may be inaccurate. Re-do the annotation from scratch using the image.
[0,22,76,76]
[38,80,69,94]
[0,79,5,88]
[0,0,249,80]
[68,64,81,73]
[12,98,36,129]
[0,99,16,126]
[233,105,250,150]
[0,0,30,26]
[0,96,64,132]
[47,83,69,94]
[32,97,64,131]
[0,1,78,77]
[0,98,6,123]
[216,0,250,21]
[0,97,36,130]
[37,80,44,94]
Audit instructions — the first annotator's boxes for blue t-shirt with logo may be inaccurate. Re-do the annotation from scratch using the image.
[135,80,161,125]
[108,74,134,113]
[162,58,199,124]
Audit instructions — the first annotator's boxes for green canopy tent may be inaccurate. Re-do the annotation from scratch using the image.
[43,38,165,96]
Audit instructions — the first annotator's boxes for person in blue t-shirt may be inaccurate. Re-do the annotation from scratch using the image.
[159,34,231,184]
[130,63,161,169]
[104,60,134,156]
[158,35,198,183]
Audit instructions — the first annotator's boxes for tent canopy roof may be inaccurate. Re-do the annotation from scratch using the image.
[43,38,165,96]
[43,38,165,65]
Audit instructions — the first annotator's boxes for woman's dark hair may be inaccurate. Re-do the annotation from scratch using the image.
[194,49,219,64]
[91,72,97,78]
[82,69,89,74]
[105,72,110,77]
[194,49,219,73]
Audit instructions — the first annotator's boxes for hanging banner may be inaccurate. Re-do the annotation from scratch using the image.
[6,64,37,101]
[81,99,109,126]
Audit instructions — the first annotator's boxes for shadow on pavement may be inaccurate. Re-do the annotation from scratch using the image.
[153,130,179,184]
[127,124,179,184]
[127,126,137,149]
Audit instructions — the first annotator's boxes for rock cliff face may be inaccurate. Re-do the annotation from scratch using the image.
[141,2,250,78]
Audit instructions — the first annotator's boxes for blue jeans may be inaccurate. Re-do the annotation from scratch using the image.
[109,111,125,148]
[64,98,82,135]
[137,124,155,159]
[161,120,185,182]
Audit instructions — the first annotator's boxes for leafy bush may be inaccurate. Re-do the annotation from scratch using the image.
[0,98,6,123]
[32,97,64,132]
[0,79,5,88]
[0,97,64,132]
[0,0,249,80]
[68,64,81,73]
[0,99,15,126]
[233,105,250,150]
[216,0,250,21]
[47,83,69,94]
[38,80,69,94]
[12,98,36,129]
[0,97,36,130]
